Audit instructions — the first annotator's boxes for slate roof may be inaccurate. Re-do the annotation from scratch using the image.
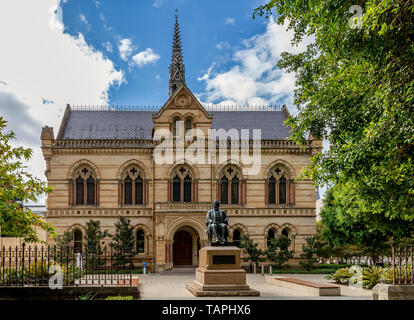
[60,110,291,140]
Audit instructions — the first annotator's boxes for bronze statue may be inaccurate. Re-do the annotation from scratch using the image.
[206,200,229,245]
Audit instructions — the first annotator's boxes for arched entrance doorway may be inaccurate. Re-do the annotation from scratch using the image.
[173,230,193,265]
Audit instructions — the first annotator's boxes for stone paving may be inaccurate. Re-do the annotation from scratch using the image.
[138,270,373,300]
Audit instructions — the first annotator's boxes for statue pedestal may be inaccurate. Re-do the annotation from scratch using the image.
[186,246,260,297]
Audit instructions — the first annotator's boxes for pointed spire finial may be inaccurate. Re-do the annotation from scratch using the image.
[169,10,185,96]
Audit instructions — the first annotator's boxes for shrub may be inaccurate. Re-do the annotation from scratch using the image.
[0,261,84,286]
[327,268,352,284]
[299,236,318,271]
[362,266,385,289]
[266,236,294,269]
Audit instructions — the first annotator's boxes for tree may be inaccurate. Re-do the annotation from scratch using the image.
[239,234,265,270]
[55,231,74,262]
[110,216,135,267]
[266,236,294,269]
[0,117,54,242]
[319,184,413,264]
[253,1,414,223]
[299,236,318,271]
[84,219,110,267]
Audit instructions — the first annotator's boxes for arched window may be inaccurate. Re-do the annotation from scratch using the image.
[279,177,287,204]
[183,175,192,202]
[135,176,143,205]
[219,166,242,205]
[267,229,275,248]
[267,166,294,205]
[233,229,241,247]
[121,166,145,206]
[73,229,83,253]
[185,118,192,137]
[268,176,276,204]
[231,177,239,204]
[173,175,181,202]
[282,228,289,238]
[170,166,194,202]
[136,230,145,253]
[73,166,97,206]
[76,176,84,205]
[220,176,229,204]
[124,176,133,205]
[173,118,180,137]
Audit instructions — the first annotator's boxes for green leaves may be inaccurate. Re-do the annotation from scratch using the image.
[256,0,414,222]
[0,116,54,242]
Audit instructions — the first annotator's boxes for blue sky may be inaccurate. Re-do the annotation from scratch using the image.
[0,0,317,194]
[61,0,285,106]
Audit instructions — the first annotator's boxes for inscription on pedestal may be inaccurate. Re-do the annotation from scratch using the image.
[213,255,236,265]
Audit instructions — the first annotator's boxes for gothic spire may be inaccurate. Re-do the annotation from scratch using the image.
[169,10,186,96]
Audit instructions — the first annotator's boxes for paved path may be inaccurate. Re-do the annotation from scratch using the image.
[138,272,372,300]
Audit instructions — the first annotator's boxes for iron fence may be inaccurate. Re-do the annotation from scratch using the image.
[392,244,414,285]
[0,244,135,287]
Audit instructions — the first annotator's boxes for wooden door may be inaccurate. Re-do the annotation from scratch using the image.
[173,231,192,265]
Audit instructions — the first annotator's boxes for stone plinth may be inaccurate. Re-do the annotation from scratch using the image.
[373,284,414,300]
[186,246,260,297]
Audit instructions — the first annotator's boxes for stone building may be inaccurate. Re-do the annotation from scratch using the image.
[41,15,321,271]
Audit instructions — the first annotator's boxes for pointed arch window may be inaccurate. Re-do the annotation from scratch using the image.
[173,118,180,137]
[279,176,287,204]
[124,176,133,205]
[73,229,83,253]
[173,175,181,202]
[267,229,275,248]
[282,228,289,238]
[185,118,192,137]
[218,166,243,205]
[268,176,276,204]
[233,229,241,247]
[183,175,192,202]
[169,166,195,202]
[76,176,84,205]
[135,176,144,205]
[120,166,146,206]
[72,166,98,206]
[220,176,229,204]
[136,230,145,253]
[267,166,294,205]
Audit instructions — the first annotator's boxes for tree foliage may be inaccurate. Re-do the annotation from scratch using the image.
[266,236,294,268]
[0,117,54,242]
[110,216,135,266]
[84,219,110,267]
[319,184,413,263]
[299,236,319,271]
[239,234,266,267]
[254,0,414,222]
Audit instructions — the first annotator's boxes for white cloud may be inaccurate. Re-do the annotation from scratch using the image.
[216,41,230,50]
[132,48,160,67]
[103,41,113,53]
[0,0,125,187]
[225,17,235,25]
[153,0,163,8]
[118,38,135,61]
[198,17,313,106]
[79,13,91,31]
[155,74,161,80]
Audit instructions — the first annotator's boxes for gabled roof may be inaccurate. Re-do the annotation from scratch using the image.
[59,107,291,140]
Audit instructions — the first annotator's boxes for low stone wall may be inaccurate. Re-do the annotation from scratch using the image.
[0,286,140,300]
[373,284,414,300]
